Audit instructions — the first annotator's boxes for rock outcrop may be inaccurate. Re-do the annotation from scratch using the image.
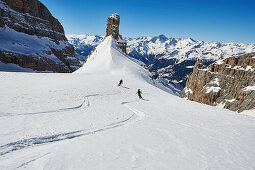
[181,52,255,112]
[106,13,126,53]
[0,0,81,72]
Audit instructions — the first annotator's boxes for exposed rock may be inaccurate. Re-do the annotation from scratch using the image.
[106,13,126,53]
[1,0,66,40]
[0,0,81,72]
[181,52,255,112]
[106,13,120,40]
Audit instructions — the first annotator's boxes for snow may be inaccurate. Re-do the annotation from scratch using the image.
[109,13,119,20]
[226,99,236,103]
[215,60,223,65]
[216,102,225,108]
[201,68,209,71]
[242,86,255,91]
[76,36,149,77]
[210,78,220,86]
[0,36,255,170]
[185,66,194,68]
[0,26,70,63]
[233,65,245,70]
[241,110,255,119]
[231,65,254,71]
[245,66,254,71]
[206,86,221,93]
[66,34,104,47]
[184,87,193,94]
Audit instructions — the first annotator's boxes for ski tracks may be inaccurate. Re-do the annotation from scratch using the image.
[121,102,145,122]
[0,92,146,157]
[0,95,94,117]
[0,107,140,157]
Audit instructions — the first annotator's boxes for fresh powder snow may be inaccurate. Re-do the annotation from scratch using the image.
[0,36,255,170]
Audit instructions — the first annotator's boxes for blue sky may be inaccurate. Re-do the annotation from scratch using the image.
[40,0,255,44]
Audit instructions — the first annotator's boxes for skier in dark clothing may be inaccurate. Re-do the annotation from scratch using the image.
[136,89,143,99]
[118,79,123,86]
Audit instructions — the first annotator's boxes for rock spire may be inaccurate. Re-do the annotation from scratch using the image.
[106,13,127,53]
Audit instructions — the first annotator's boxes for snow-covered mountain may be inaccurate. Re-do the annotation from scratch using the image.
[67,34,255,87]
[1,35,254,170]
[66,34,104,61]
[126,35,255,63]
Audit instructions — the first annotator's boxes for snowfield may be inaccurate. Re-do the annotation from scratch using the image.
[0,36,255,170]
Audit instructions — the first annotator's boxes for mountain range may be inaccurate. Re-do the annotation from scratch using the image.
[67,34,255,88]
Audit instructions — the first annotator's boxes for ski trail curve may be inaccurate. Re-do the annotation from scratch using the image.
[0,112,136,156]
[0,94,101,117]
[0,92,145,157]
[0,92,122,118]
[121,102,145,122]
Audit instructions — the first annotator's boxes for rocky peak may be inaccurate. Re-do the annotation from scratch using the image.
[106,13,120,40]
[181,52,255,112]
[0,0,66,41]
[0,0,81,72]
[194,59,204,70]
[106,13,126,53]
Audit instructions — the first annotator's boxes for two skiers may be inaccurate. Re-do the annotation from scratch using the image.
[118,79,143,99]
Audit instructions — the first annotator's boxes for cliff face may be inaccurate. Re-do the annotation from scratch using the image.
[106,13,126,53]
[181,52,255,112]
[0,0,81,72]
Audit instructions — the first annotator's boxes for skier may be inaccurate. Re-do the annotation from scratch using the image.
[118,79,123,86]
[136,89,143,99]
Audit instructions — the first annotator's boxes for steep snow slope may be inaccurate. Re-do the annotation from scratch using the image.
[0,36,254,170]
[76,36,149,78]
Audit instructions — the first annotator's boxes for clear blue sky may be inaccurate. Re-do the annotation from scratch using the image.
[40,0,255,44]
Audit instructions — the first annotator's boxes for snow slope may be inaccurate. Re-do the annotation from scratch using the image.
[76,36,150,79]
[0,36,255,170]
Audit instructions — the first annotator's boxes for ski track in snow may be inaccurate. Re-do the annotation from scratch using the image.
[0,92,122,117]
[16,153,51,169]
[121,102,145,121]
[0,92,146,157]
[0,96,90,117]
